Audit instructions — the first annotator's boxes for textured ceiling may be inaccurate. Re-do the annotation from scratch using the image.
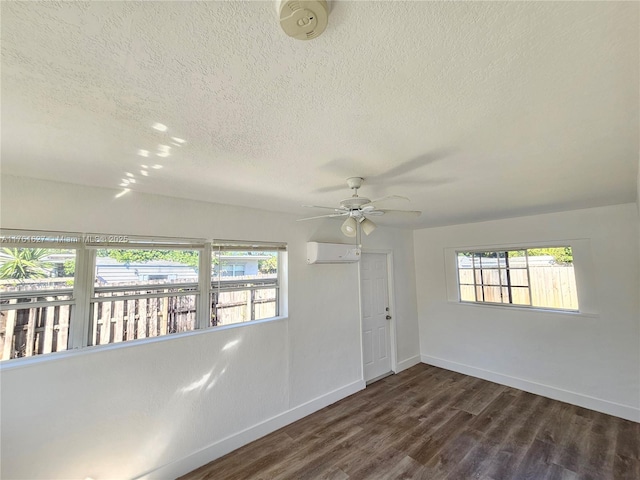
[1,1,638,228]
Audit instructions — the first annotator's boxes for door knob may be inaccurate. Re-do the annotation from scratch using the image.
[386,315,392,320]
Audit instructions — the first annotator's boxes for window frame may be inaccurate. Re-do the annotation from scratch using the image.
[444,240,597,316]
[456,246,578,311]
[84,237,208,349]
[210,242,284,327]
[0,229,287,363]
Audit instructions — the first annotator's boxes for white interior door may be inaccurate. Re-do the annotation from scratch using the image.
[361,252,392,383]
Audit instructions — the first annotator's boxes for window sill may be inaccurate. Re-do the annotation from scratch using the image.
[449,301,599,319]
[0,315,289,371]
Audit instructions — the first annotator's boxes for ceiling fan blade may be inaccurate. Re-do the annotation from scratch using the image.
[296,213,348,221]
[360,195,409,207]
[373,209,422,217]
[302,205,344,211]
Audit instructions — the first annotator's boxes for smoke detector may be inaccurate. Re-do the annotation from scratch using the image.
[278,0,329,40]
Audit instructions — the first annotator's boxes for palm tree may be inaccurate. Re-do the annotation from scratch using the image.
[0,248,52,280]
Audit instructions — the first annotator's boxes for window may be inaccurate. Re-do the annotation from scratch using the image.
[1,246,77,359]
[90,247,201,346]
[457,247,578,311]
[211,245,281,327]
[0,231,286,361]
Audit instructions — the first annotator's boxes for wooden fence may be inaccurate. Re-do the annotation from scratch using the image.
[459,265,578,309]
[214,288,277,326]
[1,287,277,360]
[0,298,72,360]
[91,294,197,346]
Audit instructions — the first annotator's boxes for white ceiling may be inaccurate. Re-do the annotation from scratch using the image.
[2,1,638,228]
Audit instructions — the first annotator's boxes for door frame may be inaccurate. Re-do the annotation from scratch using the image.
[358,249,399,382]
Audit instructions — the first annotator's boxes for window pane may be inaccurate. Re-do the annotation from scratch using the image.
[457,253,472,269]
[530,264,578,310]
[0,248,76,360]
[511,287,531,306]
[90,289,197,345]
[211,251,279,326]
[506,250,526,269]
[460,285,475,302]
[526,247,573,265]
[458,268,474,285]
[482,286,503,303]
[254,288,277,320]
[0,247,76,290]
[214,290,249,326]
[95,249,199,287]
[212,251,278,281]
[90,248,199,346]
[213,287,278,325]
[506,269,529,287]
[479,252,498,268]
[480,269,501,286]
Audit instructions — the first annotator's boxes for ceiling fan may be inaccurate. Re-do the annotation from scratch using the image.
[297,177,421,237]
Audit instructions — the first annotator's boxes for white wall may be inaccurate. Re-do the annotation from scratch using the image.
[414,203,640,422]
[0,175,420,479]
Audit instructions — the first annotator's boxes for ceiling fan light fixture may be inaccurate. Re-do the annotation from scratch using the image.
[341,217,357,237]
[360,217,377,235]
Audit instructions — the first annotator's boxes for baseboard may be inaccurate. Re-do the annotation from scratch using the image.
[421,355,640,423]
[134,379,366,480]
[396,354,421,373]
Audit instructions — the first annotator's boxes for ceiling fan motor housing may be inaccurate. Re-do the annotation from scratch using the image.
[340,197,370,211]
[278,0,329,40]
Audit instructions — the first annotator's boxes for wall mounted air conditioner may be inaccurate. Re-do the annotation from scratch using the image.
[307,242,361,264]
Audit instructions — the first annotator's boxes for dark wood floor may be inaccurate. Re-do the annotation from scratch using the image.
[181,364,639,480]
